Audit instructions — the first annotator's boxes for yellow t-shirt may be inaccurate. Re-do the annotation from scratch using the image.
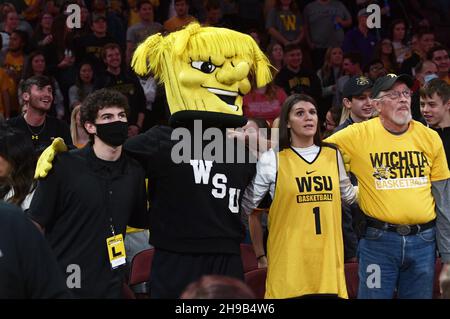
[326,118,450,224]
[0,53,24,115]
[266,146,347,299]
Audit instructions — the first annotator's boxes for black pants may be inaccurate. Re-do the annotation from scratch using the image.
[150,249,244,299]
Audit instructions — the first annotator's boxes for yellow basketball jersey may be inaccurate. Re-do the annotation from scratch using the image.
[265,146,347,299]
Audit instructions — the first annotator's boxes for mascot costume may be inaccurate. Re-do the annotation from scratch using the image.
[35,23,272,298]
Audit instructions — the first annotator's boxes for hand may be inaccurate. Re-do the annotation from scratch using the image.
[342,151,351,172]
[335,16,344,25]
[128,124,140,137]
[439,263,450,297]
[257,256,267,269]
[34,137,68,179]
[42,35,53,45]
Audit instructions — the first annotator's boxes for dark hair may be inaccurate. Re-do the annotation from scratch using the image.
[278,94,321,151]
[373,38,398,73]
[180,275,255,299]
[427,45,449,61]
[275,0,299,13]
[80,89,129,128]
[389,19,407,43]
[22,50,48,80]
[0,124,36,206]
[136,0,152,10]
[343,52,362,65]
[74,61,96,102]
[420,78,450,104]
[414,60,437,75]
[11,29,28,47]
[284,43,301,54]
[415,27,434,40]
[101,42,121,60]
[206,0,220,10]
[20,75,53,93]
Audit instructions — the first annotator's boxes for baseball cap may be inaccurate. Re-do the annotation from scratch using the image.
[342,75,373,98]
[370,74,414,98]
[358,8,370,17]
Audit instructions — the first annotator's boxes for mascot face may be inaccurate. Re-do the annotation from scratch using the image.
[132,23,272,119]
[177,55,251,114]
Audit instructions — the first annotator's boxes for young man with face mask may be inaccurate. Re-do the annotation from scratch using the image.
[28,89,148,298]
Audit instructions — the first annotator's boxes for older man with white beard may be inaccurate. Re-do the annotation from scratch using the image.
[326,74,450,299]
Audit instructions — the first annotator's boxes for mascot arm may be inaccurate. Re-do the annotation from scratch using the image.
[34,137,68,179]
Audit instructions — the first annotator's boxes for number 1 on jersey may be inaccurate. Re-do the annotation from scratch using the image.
[313,206,321,235]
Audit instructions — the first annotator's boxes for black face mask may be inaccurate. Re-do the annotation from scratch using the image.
[95,121,128,147]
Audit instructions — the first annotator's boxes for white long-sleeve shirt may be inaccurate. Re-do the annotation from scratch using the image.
[241,145,357,215]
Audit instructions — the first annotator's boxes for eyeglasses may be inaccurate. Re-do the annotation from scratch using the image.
[377,90,412,100]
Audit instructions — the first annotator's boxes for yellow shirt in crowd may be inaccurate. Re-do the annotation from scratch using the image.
[326,117,450,225]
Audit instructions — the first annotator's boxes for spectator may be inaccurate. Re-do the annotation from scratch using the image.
[389,19,411,65]
[410,60,439,120]
[400,28,435,76]
[68,61,96,107]
[266,0,304,47]
[0,123,36,210]
[0,29,28,119]
[342,9,378,69]
[326,74,450,298]
[204,0,227,27]
[420,78,450,168]
[73,13,119,74]
[28,89,148,298]
[125,0,162,65]
[303,0,352,71]
[90,0,126,48]
[30,12,58,71]
[0,10,20,54]
[243,82,287,126]
[316,46,343,120]
[275,44,322,106]
[7,75,72,154]
[163,0,196,33]
[266,42,284,75]
[322,105,340,138]
[0,201,71,299]
[373,38,398,73]
[334,52,363,108]
[427,45,450,84]
[69,103,89,149]
[18,51,65,119]
[241,93,356,298]
[333,76,374,259]
[365,59,387,83]
[99,43,146,137]
[335,75,373,131]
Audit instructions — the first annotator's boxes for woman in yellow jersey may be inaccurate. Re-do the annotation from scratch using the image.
[241,94,357,299]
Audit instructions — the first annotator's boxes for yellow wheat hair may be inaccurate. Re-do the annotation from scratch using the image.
[132,23,272,88]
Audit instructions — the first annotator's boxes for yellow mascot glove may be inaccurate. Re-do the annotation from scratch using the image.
[34,137,68,179]
[342,150,351,173]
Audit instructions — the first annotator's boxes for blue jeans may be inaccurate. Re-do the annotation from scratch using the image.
[357,226,436,299]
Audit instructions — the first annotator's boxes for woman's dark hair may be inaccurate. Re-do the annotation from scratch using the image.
[22,50,48,80]
[0,124,36,206]
[390,19,408,44]
[278,94,321,151]
[75,61,96,102]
